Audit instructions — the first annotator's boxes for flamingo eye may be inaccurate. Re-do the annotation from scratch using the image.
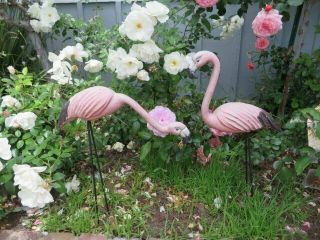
[175,127,180,131]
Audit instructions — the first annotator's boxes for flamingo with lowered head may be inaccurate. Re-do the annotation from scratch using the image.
[192,51,280,188]
[58,86,190,212]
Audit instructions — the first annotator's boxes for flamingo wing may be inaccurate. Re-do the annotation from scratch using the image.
[214,102,277,134]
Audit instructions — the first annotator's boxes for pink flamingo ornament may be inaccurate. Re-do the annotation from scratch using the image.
[192,51,280,187]
[58,86,190,212]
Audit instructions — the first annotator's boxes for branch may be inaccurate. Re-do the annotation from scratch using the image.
[0,14,31,31]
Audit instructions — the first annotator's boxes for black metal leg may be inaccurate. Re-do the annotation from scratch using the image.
[245,137,249,184]
[88,122,110,213]
[248,137,254,195]
[87,121,98,213]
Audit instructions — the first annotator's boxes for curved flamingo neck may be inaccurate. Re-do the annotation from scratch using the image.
[117,93,168,134]
[201,53,221,124]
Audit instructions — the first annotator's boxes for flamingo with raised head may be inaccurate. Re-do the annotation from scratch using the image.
[58,86,190,212]
[192,51,280,188]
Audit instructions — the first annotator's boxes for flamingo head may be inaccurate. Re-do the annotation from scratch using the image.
[167,122,190,142]
[193,51,217,69]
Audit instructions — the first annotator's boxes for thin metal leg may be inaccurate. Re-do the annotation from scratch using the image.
[245,137,249,184]
[88,122,110,212]
[248,137,254,195]
[87,121,98,213]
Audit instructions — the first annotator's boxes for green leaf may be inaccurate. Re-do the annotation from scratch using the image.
[295,156,311,175]
[273,160,283,170]
[52,181,66,193]
[138,131,152,140]
[16,140,24,149]
[315,166,320,177]
[22,67,28,75]
[53,172,65,181]
[278,167,295,182]
[140,141,152,161]
[288,0,304,6]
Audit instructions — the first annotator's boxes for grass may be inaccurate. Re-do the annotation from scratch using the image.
[40,147,309,239]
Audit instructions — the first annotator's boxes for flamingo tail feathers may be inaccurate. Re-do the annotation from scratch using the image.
[57,101,70,136]
[257,111,281,131]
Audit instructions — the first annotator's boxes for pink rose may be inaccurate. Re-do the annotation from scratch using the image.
[252,9,283,37]
[147,106,176,137]
[195,0,219,8]
[255,37,270,50]
[247,62,255,70]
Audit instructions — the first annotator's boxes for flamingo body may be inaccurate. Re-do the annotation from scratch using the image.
[208,102,273,136]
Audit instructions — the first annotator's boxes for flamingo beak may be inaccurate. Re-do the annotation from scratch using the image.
[181,128,191,143]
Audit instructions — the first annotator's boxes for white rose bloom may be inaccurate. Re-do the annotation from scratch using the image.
[127,141,135,150]
[18,186,54,208]
[129,40,163,64]
[116,55,143,79]
[27,3,41,19]
[230,15,244,28]
[119,8,156,42]
[1,95,21,108]
[145,1,169,23]
[0,162,4,172]
[186,53,197,72]
[112,142,125,152]
[84,59,103,73]
[12,164,46,190]
[30,19,52,33]
[60,43,89,62]
[0,138,12,160]
[39,6,60,25]
[137,70,150,81]
[48,52,72,84]
[51,73,72,85]
[42,0,53,8]
[131,3,157,25]
[65,175,80,194]
[106,48,127,71]
[5,112,37,130]
[7,66,16,74]
[164,52,188,75]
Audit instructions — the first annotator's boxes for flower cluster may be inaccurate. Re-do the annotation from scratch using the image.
[252,5,282,51]
[28,0,60,33]
[13,164,53,208]
[5,112,37,130]
[213,15,244,39]
[107,1,194,80]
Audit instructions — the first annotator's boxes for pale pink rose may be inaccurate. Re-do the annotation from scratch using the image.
[255,37,270,50]
[195,0,219,8]
[252,9,283,37]
[147,106,176,137]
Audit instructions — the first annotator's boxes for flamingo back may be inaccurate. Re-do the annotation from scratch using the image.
[59,86,115,127]
[211,102,279,135]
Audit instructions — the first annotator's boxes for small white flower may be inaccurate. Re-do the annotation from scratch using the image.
[7,66,16,75]
[164,52,189,75]
[212,16,225,27]
[30,19,52,33]
[129,40,163,64]
[0,138,12,160]
[50,74,72,85]
[27,3,41,19]
[230,15,244,28]
[5,112,37,130]
[1,95,21,108]
[0,162,4,172]
[143,177,154,187]
[48,52,72,84]
[119,5,156,42]
[137,70,150,81]
[213,197,222,209]
[116,55,143,80]
[65,175,80,194]
[84,59,103,73]
[186,53,197,72]
[42,0,53,8]
[60,43,89,62]
[126,141,135,150]
[106,48,127,72]
[159,206,165,213]
[112,142,125,152]
[145,1,169,23]
[39,6,60,26]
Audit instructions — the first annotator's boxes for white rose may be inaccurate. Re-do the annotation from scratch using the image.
[48,52,72,84]
[186,53,197,72]
[42,0,53,8]
[84,59,103,73]
[5,112,37,130]
[145,1,169,23]
[30,19,52,33]
[119,8,156,42]
[137,70,150,81]
[164,52,188,75]
[18,186,53,208]
[0,138,12,160]
[112,142,125,152]
[1,95,21,108]
[116,55,143,79]
[230,15,244,28]
[0,162,4,172]
[51,73,72,85]
[129,40,163,64]
[65,175,80,194]
[27,3,41,19]
[106,48,127,72]
[12,164,46,191]
[39,6,60,25]
[60,43,89,62]
[7,66,16,75]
